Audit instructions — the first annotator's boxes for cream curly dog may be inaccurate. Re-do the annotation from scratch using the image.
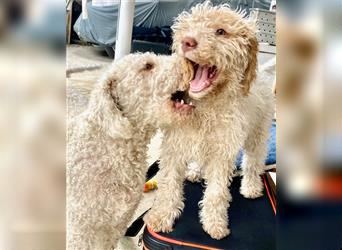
[144,2,275,240]
[67,53,192,249]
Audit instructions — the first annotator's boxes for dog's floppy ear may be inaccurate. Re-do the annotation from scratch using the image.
[86,73,133,139]
[240,34,258,95]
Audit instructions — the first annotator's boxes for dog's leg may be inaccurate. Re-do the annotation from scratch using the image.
[200,156,235,240]
[68,223,113,250]
[94,227,117,250]
[144,153,186,233]
[240,120,270,199]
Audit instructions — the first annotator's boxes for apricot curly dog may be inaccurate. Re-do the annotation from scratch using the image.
[145,2,274,240]
[67,53,192,249]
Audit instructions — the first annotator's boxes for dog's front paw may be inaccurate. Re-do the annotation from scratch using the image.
[144,210,176,233]
[202,219,230,240]
[240,175,264,199]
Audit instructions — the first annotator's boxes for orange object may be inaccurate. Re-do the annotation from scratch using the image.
[143,179,158,192]
[144,226,221,250]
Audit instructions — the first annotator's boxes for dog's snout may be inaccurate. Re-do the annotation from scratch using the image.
[181,37,197,52]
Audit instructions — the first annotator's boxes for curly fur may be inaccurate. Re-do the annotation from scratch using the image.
[67,53,192,249]
[144,2,275,240]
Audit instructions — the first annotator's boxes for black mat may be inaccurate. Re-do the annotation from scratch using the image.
[146,176,275,250]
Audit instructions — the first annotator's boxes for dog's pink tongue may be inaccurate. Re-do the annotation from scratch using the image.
[190,66,210,92]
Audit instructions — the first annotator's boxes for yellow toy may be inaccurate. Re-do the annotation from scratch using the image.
[143,179,158,192]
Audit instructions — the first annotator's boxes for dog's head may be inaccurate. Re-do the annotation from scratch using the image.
[86,53,194,139]
[172,1,258,100]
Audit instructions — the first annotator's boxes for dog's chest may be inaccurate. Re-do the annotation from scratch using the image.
[167,121,224,153]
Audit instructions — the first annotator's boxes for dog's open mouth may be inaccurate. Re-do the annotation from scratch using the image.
[170,90,195,114]
[188,60,219,93]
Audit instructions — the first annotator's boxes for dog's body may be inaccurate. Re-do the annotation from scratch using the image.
[145,2,275,240]
[67,53,192,249]
[67,116,151,250]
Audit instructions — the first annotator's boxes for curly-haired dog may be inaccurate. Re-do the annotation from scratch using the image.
[67,53,193,250]
[144,2,274,240]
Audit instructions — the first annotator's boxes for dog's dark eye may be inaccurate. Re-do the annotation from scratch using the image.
[216,28,227,36]
[143,62,154,71]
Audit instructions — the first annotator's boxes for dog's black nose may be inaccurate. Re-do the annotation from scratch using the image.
[181,37,197,52]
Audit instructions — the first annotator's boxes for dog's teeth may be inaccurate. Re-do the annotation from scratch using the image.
[189,101,193,106]
[181,99,184,104]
